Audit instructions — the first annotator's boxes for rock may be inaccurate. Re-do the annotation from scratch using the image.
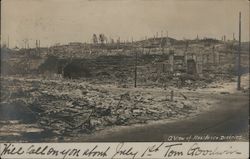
[88,99,96,108]
[183,104,192,109]
[146,108,160,114]
[116,117,127,125]
[95,107,111,116]
[99,89,108,93]
[105,116,117,125]
[90,119,102,128]
[176,103,184,109]
[132,109,144,116]
[121,92,130,100]
[178,100,193,110]
[155,96,167,102]
[220,91,230,95]
[65,101,73,107]
[82,90,88,95]
[121,84,128,88]
[116,112,131,125]
[72,89,82,97]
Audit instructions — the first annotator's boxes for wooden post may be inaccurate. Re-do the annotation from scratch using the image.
[36,40,38,53]
[142,43,144,54]
[170,90,174,101]
[237,12,241,90]
[166,31,168,47]
[218,52,221,64]
[169,51,174,72]
[212,45,215,65]
[38,40,41,55]
[24,40,27,54]
[134,51,138,88]
[7,35,9,48]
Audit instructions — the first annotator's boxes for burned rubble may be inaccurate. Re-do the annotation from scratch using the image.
[1,76,208,138]
[0,36,248,141]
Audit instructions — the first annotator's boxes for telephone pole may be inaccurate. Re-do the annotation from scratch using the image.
[166,31,168,47]
[212,45,215,65]
[7,35,9,48]
[38,40,41,55]
[237,12,241,90]
[134,50,138,88]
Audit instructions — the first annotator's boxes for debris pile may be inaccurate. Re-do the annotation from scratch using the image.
[1,77,203,136]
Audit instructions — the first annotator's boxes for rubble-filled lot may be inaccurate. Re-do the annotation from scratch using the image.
[1,39,247,142]
[0,76,214,141]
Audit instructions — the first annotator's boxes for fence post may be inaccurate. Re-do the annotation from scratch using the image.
[170,90,174,101]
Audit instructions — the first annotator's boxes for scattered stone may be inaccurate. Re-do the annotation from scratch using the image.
[132,109,144,116]
[90,119,102,128]
[220,91,230,94]
[146,108,160,114]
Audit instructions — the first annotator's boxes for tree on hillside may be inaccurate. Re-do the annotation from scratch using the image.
[99,34,105,44]
[92,34,98,44]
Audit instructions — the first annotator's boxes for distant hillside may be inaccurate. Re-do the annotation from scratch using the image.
[135,37,177,48]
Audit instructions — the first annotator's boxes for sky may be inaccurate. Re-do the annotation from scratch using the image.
[1,0,249,48]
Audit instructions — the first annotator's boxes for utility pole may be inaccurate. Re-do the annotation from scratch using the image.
[7,35,9,48]
[160,30,163,52]
[36,40,38,53]
[142,40,145,54]
[237,12,241,90]
[218,52,220,64]
[38,40,41,55]
[134,50,138,88]
[212,45,215,65]
[166,30,169,49]
[23,39,28,54]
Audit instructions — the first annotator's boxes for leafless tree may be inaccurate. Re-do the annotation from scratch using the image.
[92,34,98,44]
[99,34,105,44]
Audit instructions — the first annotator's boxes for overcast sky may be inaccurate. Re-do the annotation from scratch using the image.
[1,0,249,48]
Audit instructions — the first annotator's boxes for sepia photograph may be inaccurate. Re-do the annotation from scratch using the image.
[0,0,249,145]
